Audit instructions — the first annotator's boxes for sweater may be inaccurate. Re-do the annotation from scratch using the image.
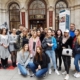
[42,36,57,50]
[17,51,30,67]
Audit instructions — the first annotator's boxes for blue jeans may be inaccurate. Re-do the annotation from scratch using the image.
[17,63,28,76]
[46,50,57,69]
[74,54,80,72]
[28,62,48,77]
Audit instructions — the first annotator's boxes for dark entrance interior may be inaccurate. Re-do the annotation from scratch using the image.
[29,20,46,29]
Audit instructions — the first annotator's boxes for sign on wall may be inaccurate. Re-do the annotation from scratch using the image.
[59,9,70,33]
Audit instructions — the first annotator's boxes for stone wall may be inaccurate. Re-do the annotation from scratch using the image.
[0,0,80,29]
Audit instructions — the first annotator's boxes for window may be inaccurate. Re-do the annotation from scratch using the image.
[29,0,46,19]
[9,3,20,30]
[55,1,68,30]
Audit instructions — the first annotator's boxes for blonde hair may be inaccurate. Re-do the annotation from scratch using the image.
[76,29,80,45]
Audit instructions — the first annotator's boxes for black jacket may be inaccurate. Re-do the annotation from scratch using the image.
[56,36,62,50]
[33,53,50,69]
[62,37,73,49]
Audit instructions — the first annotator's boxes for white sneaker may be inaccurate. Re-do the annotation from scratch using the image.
[55,69,60,75]
[18,69,21,75]
[30,73,34,77]
[73,72,78,77]
[75,73,80,78]
[27,70,30,76]
[62,71,67,75]
[64,75,69,80]
[49,69,52,75]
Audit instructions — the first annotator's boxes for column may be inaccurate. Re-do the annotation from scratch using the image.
[0,0,1,25]
[74,6,80,29]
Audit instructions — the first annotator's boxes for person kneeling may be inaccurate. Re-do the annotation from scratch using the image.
[17,44,30,76]
[29,46,50,78]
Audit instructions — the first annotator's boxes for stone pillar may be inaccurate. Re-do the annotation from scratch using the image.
[70,7,75,24]
[0,0,1,25]
[74,6,80,29]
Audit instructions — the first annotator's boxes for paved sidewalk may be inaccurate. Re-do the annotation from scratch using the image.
[0,58,80,80]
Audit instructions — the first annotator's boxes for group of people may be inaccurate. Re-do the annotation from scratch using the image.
[0,23,80,80]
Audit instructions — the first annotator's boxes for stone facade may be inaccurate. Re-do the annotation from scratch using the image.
[0,0,80,30]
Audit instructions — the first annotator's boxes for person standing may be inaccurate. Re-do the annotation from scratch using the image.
[62,29,73,80]
[70,23,75,39]
[42,29,60,75]
[29,30,41,57]
[73,29,80,78]
[9,28,18,67]
[0,28,10,68]
[55,29,62,71]
[16,28,29,51]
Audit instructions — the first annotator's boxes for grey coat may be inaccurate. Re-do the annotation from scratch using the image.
[0,35,10,59]
[9,34,18,52]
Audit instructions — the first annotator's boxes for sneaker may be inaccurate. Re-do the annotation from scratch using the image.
[75,73,80,78]
[55,69,60,75]
[62,71,67,75]
[73,72,78,77]
[27,70,30,76]
[30,73,34,77]
[64,75,69,80]
[18,69,21,74]
[49,69,52,75]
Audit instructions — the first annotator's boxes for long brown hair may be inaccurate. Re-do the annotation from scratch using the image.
[35,46,43,61]
[22,44,29,54]
[76,29,80,45]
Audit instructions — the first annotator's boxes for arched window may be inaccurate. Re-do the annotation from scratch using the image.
[55,1,68,30]
[9,3,20,30]
[28,0,47,29]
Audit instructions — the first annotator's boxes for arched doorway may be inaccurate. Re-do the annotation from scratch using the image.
[9,2,20,30]
[28,0,47,29]
[55,0,68,30]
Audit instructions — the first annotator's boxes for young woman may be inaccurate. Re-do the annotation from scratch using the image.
[17,28,29,50]
[73,29,80,78]
[28,46,49,77]
[29,30,41,57]
[37,30,41,37]
[42,29,60,75]
[17,44,30,76]
[55,29,62,71]
[51,30,56,37]
[0,28,10,68]
[62,29,73,80]
[9,28,18,67]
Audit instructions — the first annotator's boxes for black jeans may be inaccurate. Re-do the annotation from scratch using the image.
[62,56,71,74]
[56,50,62,68]
[1,58,8,66]
[56,54,62,68]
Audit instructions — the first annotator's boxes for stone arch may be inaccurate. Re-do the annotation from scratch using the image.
[25,0,49,9]
[5,0,20,10]
[53,0,72,8]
